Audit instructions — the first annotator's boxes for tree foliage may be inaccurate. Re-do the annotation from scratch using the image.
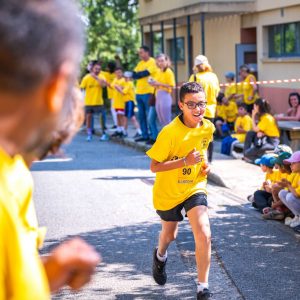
[79,0,140,72]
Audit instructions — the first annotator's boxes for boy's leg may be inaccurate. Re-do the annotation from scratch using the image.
[187,205,211,283]
[157,220,179,256]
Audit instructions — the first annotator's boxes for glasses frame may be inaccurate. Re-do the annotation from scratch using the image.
[183,101,207,109]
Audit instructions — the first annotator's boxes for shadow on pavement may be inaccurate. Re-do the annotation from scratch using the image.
[42,222,196,300]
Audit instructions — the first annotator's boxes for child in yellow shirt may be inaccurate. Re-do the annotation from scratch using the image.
[279,151,300,228]
[147,82,214,299]
[123,71,142,138]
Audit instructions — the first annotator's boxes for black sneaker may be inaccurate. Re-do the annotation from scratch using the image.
[135,137,149,142]
[197,288,213,299]
[152,248,167,285]
[111,131,121,137]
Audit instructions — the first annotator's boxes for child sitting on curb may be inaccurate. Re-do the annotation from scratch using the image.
[278,151,300,228]
[221,103,252,156]
[262,152,293,220]
[248,153,277,211]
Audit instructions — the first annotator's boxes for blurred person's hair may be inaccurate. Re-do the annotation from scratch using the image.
[140,45,150,53]
[216,92,225,104]
[239,64,250,73]
[288,92,300,107]
[255,98,271,117]
[238,103,248,111]
[0,0,84,93]
[107,61,116,73]
[156,53,171,69]
[179,82,205,103]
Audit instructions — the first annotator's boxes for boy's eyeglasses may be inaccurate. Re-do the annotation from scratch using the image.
[184,101,207,109]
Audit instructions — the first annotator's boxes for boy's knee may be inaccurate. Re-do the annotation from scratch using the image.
[194,227,211,246]
[162,231,177,243]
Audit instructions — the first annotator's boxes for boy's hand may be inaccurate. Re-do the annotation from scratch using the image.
[186,148,201,166]
[280,178,290,188]
[43,238,100,293]
[200,161,210,176]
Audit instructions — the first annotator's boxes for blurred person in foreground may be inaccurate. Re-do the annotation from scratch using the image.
[0,1,100,299]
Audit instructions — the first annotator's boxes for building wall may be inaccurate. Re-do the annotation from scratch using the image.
[242,5,300,112]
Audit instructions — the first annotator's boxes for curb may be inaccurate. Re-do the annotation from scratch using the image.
[109,136,228,188]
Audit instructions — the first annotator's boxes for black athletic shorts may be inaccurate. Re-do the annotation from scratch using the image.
[156,193,207,222]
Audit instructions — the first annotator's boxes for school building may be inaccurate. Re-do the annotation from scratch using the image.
[138,0,300,113]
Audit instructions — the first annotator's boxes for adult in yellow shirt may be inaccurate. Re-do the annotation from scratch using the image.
[147,82,214,299]
[243,98,280,163]
[133,45,158,142]
[236,64,259,113]
[189,55,219,163]
[80,61,108,141]
[150,53,175,128]
[0,1,100,299]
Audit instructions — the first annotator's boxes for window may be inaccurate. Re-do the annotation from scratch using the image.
[268,22,300,57]
[167,37,185,62]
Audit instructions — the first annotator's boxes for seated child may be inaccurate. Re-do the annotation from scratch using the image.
[248,153,278,212]
[215,93,238,137]
[278,151,300,228]
[221,103,252,156]
[262,151,293,220]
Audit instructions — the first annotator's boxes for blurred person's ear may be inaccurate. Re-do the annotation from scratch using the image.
[45,61,75,114]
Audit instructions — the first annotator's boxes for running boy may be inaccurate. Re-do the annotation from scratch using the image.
[147,82,214,299]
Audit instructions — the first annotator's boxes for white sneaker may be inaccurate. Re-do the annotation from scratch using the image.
[285,217,293,226]
[100,134,109,141]
[231,150,243,159]
[290,216,300,228]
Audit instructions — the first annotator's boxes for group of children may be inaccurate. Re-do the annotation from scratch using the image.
[248,146,300,232]
[80,61,141,141]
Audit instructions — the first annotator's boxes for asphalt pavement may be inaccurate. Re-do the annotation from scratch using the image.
[31,124,300,300]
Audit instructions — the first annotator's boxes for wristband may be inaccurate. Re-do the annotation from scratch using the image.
[183,157,187,167]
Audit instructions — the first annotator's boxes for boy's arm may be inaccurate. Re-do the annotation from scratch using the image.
[150,149,200,173]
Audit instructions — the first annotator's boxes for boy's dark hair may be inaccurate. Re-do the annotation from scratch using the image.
[90,60,101,68]
[238,103,248,110]
[216,92,225,103]
[0,0,84,93]
[240,64,250,73]
[107,61,116,73]
[288,92,300,107]
[255,98,271,116]
[179,82,205,102]
[140,45,150,53]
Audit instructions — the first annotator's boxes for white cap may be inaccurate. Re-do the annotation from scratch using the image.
[194,55,208,66]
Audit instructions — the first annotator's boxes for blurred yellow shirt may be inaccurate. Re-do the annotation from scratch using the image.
[189,71,220,119]
[123,80,135,102]
[146,117,214,210]
[291,173,300,196]
[155,68,175,94]
[134,57,158,94]
[258,114,280,137]
[80,73,106,106]
[221,101,238,123]
[0,148,50,300]
[242,74,259,105]
[112,77,126,109]
[224,84,237,101]
[232,114,252,143]
[102,71,116,99]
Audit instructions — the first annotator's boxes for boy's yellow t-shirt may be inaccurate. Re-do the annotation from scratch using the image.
[242,74,259,105]
[112,77,126,109]
[102,71,116,99]
[221,101,238,123]
[134,57,158,95]
[0,148,50,300]
[225,84,237,100]
[290,172,300,196]
[258,113,280,137]
[189,71,220,119]
[123,81,135,102]
[80,73,106,106]
[155,68,175,94]
[216,103,224,119]
[232,114,252,143]
[146,117,215,211]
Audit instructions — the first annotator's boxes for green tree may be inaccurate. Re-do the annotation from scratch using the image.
[80,0,140,73]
